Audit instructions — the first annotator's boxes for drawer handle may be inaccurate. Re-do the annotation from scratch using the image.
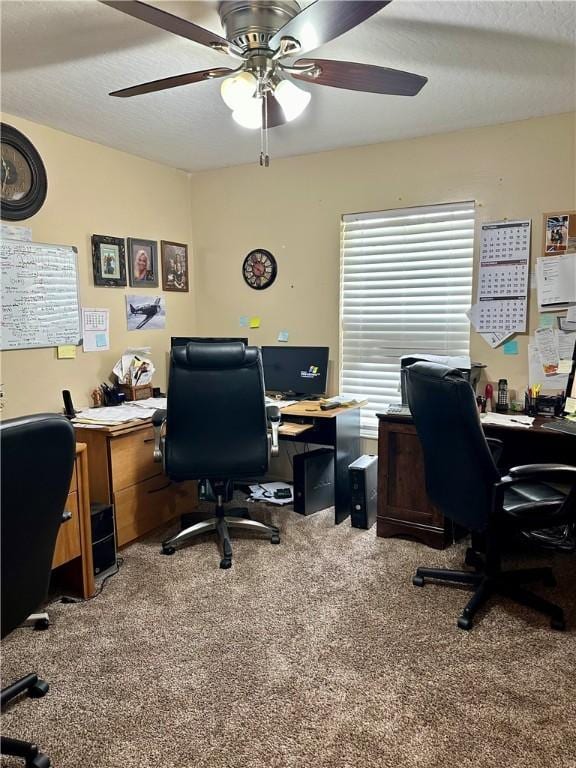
[148,482,172,494]
[143,438,155,444]
[61,510,72,523]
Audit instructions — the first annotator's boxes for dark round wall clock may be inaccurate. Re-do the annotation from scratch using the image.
[242,248,277,290]
[0,123,47,221]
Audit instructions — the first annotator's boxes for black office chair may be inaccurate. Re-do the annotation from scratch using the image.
[152,341,281,569]
[405,362,576,631]
[1,414,76,768]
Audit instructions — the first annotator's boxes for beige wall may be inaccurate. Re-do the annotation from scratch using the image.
[1,114,195,420]
[190,112,576,409]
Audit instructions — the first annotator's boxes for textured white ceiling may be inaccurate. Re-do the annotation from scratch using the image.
[1,1,575,172]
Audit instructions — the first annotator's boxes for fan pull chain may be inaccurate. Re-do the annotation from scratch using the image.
[259,95,270,168]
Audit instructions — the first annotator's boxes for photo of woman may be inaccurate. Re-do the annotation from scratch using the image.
[128,238,158,287]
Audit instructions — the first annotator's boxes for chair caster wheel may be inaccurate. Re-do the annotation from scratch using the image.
[412,575,425,587]
[220,558,232,569]
[34,618,50,631]
[161,545,176,556]
[457,616,473,631]
[271,534,280,544]
[551,617,566,631]
[29,679,49,698]
[27,754,51,768]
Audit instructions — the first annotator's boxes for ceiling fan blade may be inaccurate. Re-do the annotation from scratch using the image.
[110,67,234,98]
[263,93,287,128]
[99,1,236,54]
[292,59,427,96]
[268,1,391,56]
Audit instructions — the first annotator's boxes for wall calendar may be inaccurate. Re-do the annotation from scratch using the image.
[476,219,531,333]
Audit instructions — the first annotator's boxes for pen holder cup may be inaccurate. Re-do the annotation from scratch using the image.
[524,393,537,416]
[118,383,153,402]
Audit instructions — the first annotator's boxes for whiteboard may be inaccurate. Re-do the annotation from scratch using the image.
[1,239,81,350]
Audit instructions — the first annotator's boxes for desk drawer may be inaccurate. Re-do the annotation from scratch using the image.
[52,491,81,568]
[110,427,162,492]
[114,475,197,548]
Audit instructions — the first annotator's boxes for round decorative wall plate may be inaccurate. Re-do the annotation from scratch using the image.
[242,248,277,290]
[0,123,48,221]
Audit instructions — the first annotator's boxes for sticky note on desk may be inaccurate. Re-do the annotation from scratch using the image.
[249,316,261,329]
[503,340,518,355]
[277,330,289,342]
[57,345,76,359]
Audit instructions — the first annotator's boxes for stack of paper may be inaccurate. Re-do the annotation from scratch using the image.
[74,405,158,425]
[480,412,534,429]
[113,348,155,386]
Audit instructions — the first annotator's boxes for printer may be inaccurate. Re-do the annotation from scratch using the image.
[400,354,485,405]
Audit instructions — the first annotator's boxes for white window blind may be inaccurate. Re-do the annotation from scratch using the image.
[340,201,475,437]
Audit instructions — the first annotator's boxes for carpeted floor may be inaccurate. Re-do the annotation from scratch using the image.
[2,503,576,768]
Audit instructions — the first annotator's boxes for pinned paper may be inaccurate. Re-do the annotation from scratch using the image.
[503,340,519,355]
[277,330,289,342]
[239,316,249,327]
[96,333,108,348]
[57,345,76,359]
[82,308,110,352]
[538,314,556,329]
[249,316,261,329]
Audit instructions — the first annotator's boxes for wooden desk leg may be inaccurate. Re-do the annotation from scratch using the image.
[334,408,361,525]
[77,448,95,599]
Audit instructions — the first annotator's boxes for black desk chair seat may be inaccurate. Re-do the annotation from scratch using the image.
[406,363,576,631]
[152,342,281,569]
[1,414,76,767]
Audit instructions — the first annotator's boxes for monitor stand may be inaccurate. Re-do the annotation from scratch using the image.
[281,392,323,401]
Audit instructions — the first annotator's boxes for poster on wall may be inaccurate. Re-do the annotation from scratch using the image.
[125,295,166,331]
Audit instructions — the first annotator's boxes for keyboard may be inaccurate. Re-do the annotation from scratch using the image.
[541,420,576,436]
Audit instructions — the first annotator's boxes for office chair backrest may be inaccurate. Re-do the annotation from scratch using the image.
[165,342,269,481]
[405,362,500,532]
[1,413,75,638]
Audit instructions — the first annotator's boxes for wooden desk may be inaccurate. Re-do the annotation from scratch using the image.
[74,421,198,548]
[51,444,95,599]
[377,413,574,549]
[278,401,366,524]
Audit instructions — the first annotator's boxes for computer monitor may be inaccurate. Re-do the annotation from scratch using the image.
[171,336,248,347]
[261,346,329,398]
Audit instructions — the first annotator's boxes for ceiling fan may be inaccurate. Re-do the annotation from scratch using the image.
[100,0,428,165]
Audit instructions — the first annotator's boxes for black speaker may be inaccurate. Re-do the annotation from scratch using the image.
[349,455,378,529]
[90,503,117,578]
[293,448,334,515]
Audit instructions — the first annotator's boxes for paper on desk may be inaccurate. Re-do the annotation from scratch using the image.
[248,482,293,506]
[480,412,534,428]
[113,348,155,386]
[74,405,157,424]
[265,397,297,408]
[129,397,167,410]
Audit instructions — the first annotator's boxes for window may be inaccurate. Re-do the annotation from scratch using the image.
[340,201,475,437]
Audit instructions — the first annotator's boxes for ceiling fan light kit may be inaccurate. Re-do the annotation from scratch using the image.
[100,0,428,166]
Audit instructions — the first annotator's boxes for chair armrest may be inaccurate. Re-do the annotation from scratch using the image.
[151,409,167,463]
[267,405,281,458]
[507,464,576,485]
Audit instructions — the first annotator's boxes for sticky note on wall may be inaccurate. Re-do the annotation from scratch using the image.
[249,317,261,329]
[277,330,289,342]
[57,345,77,359]
[503,340,518,355]
[239,316,249,327]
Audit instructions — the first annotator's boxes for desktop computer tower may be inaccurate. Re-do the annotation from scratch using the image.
[293,448,334,515]
[349,455,378,529]
[90,503,117,579]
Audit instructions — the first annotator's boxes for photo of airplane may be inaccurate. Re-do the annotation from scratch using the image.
[125,295,166,331]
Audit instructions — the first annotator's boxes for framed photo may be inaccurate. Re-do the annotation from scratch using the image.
[91,234,126,287]
[127,238,158,288]
[161,240,189,292]
[543,211,576,256]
